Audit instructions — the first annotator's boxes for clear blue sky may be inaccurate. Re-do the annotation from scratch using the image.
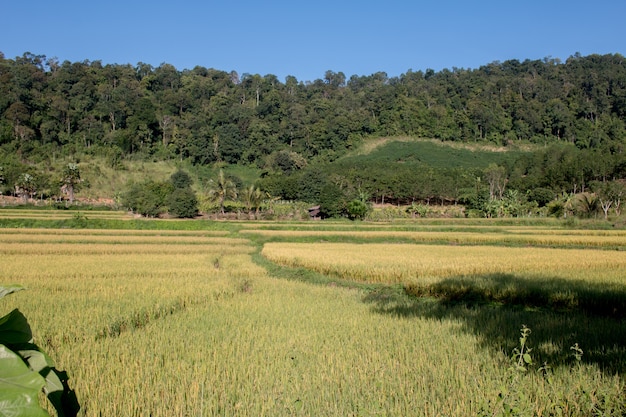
[2,0,625,82]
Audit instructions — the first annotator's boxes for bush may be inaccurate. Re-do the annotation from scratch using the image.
[121,180,173,217]
[170,170,193,189]
[527,187,556,207]
[167,188,198,218]
[346,199,370,220]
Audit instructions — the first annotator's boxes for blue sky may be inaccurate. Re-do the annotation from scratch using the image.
[2,1,625,82]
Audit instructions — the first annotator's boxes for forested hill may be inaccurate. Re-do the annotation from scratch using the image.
[1,51,626,169]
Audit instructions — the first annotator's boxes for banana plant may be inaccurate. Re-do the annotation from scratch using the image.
[0,285,79,416]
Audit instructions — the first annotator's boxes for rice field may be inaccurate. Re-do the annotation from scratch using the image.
[0,209,130,220]
[245,229,626,248]
[261,242,626,283]
[0,220,625,416]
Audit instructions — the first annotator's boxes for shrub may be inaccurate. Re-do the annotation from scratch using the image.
[169,170,193,189]
[346,199,370,220]
[121,180,173,217]
[167,188,198,218]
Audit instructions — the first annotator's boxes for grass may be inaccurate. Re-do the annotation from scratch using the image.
[0,221,624,416]
[70,155,263,200]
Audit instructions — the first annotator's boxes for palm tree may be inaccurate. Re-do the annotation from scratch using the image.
[243,185,266,219]
[207,170,237,215]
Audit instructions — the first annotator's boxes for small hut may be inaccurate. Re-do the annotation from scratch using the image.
[308,205,321,220]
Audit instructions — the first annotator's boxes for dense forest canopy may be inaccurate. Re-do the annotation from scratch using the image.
[1,51,626,217]
[2,51,626,162]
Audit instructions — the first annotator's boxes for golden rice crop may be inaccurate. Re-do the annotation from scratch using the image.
[0,227,229,236]
[0,242,252,256]
[53,266,625,416]
[245,228,626,248]
[0,209,130,219]
[261,242,626,284]
[1,226,624,416]
[1,233,257,349]
[0,233,243,246]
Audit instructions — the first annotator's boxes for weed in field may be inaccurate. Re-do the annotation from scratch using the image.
[509,325,533,373]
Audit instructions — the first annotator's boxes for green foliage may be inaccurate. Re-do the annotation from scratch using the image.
[406,202,429,218]
[346,199,370,220]
[121,180,173,217]
[268,150,308,174]
[318,182,346,219]
[242,185,267,218]
[206,169,238,215]
[3,52,626,221]
[592,180,626,218]
[573,192,600,218]
[344,139,519,170]
[166,187,198,218]
[59,163,82,203]
[3,52,626,174]
[0,285,80,417]
[526,187,555,207]
[169,169,193,189]
[509,325,534,373]
[16,173,36,200]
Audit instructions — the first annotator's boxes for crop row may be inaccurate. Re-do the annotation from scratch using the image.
[262,242,626,283]
[245,229,626,248]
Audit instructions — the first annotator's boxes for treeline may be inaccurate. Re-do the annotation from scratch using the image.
[257,142,626,218]
[2,51,626,219]
[2,51,626,168]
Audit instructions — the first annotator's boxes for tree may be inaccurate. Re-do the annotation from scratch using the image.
[526,187,555,207]
[484,164,507,200]
[573,192,599,218]
[592,180,626,219]
[15,173,36,201]
[242,185,266,219]
[166,187,198,218]
[207,170,237,215]
[318,182,345,218]
[0,166,4,196]
[270,150,307,174]
[60,163,81,203]
[169,169,193,189]
[121,180,172,217]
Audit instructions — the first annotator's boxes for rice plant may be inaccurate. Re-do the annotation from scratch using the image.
[1,226,624,416]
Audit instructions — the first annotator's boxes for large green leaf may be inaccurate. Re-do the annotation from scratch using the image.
[0,285,25,300]
[18,349,80,417]
[0,344,50,417]
[0,287,80,416]
[0,309,33,345]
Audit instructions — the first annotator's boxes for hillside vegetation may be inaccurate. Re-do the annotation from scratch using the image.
[1,52,625,219]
